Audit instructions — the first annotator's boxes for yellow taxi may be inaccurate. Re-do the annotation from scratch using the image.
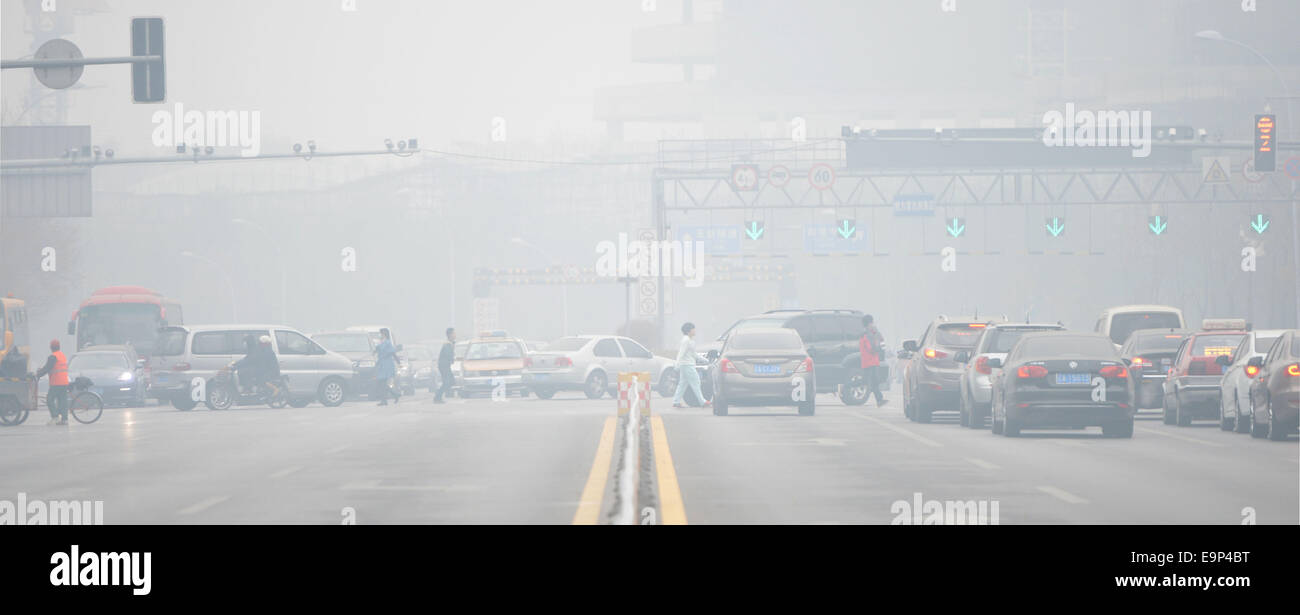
[459,331,529,398]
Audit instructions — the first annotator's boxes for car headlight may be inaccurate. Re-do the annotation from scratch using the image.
[355,360,375,368]
[118,371,134,382]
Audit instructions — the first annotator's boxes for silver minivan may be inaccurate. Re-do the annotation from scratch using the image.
[150,324,354,410]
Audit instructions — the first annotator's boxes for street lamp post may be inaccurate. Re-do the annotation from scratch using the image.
[232,218,287,324]
[181,250,237,322]
[1196,30,1300,327]
[511,237,568,336]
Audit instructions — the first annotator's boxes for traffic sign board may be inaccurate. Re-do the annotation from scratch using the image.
[768,165,791,188]
[1250,214,1270,235]
[1242,158,1266,183]
[744,221,765,240]
[804,223,866,254]
[1148,215,1168,236]
[32,39,84,90]
[1045,217,1066,237]
[945,217,966,238]
[1284,156,1300,179]
[893,193,936,216]
[808,163,835,191]
[1202,156,1231,184]
[677,225,741,255]
[730,164,760,191]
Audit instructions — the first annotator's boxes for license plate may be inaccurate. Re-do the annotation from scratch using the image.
[1055,373,1090,385]
[753,364,780,374]
[155,373,168,382]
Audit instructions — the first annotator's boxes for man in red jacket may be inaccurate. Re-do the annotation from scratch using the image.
[858,315,887,407]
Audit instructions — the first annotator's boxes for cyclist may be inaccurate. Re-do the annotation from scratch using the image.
[34,339,69,426]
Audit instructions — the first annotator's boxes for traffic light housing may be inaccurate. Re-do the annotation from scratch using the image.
[1254,114,1275,173]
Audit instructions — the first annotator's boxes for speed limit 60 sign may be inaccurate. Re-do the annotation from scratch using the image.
[731,164,760,191]
[809,163,835,191]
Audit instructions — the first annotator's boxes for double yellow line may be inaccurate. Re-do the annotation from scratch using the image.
[572,415,687,525]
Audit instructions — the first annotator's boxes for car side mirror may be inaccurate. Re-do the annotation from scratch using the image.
[136,359,146,369]
[953,350,970,363]
[1247,356,1263,369]
[902,340,918,352]
[1215,355,1231,367]
[1122,358,1132,367]
[987,358,1003,369]
[705,349,719,361]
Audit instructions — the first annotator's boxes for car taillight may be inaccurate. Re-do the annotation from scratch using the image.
[974,356,991,375]
[1017,365,1048,379]
[720,358,739,373]
[923,348,947,360]
[522,356,532,367]
[172,362,190,371]
[1288,364,1300,377]
[795,357,813,373]
[1099,365,1128,379]
[555,357,572,367]
[1245,365,1260,377]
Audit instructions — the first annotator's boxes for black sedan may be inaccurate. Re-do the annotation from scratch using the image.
[989,332,1135,438]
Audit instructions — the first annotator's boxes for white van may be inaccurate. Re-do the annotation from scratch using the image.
[150,324,354,410]
[1094,305,1186,348]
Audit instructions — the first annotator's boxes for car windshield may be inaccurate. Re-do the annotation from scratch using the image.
[69,353,128,371]
[313,334,372,353]
[728,329,803,351]
[935,324,984,348]
[1254,336,1279,356]
[985,327,1060,353]
[1109,312,1182,344]
[466,341,523,360]
[1131,332,1186,352]
[545,337,590,351]
[1019,336,1116,358]
[1191,334,1244,358]
[403,346,433,361]
[726,318,788,337]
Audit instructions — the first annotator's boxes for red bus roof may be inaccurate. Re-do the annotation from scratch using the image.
[72,287,171,320]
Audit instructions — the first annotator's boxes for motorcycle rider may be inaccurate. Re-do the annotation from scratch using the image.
[232,335,281,398]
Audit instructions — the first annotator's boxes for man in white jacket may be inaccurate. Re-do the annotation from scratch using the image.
[672,322,711,408]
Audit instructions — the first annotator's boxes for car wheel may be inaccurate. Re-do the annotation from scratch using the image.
[1174,394,1191,426]
[658,369,678,398]
[533,387,555,400]
[1219,394,1234,431]
[171,391,198,411]
[713,393,728,416]
[1161,395,1175,425]
[1266,396,1288,441]
[798,397,815,416]
[914,397,932,423]
[1233,393,1251,433]
[584,371,607,400]
[318,377,346,407]
[1248,398,1268,439]
[1102,419,1134,438]
[1002,407,1021,437]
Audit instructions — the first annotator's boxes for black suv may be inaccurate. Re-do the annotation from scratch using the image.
[706,309,876,402]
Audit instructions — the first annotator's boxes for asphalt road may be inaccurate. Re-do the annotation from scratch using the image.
[1,391,1295,524]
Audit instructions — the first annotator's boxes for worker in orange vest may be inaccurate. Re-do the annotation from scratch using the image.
[36,339,70,425]
[858,315,888,407]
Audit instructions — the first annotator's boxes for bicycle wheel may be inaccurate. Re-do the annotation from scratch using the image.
[71,392,104,424]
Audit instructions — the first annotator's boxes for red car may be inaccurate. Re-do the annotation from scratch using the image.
[1162,320,1248,427]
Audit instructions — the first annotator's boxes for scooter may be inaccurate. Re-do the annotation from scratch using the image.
[206,364,289,410]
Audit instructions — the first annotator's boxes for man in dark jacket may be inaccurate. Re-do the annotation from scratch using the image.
[233,335,280,395]
[434,328,456,403]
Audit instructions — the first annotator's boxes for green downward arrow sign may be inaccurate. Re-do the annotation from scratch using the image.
[946,218,965,238]
[1045,217,1065,237]
[1250,214,1270,234]
[837,219,856,239]
[1148,216,1167,235]
[745,221,765,240]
